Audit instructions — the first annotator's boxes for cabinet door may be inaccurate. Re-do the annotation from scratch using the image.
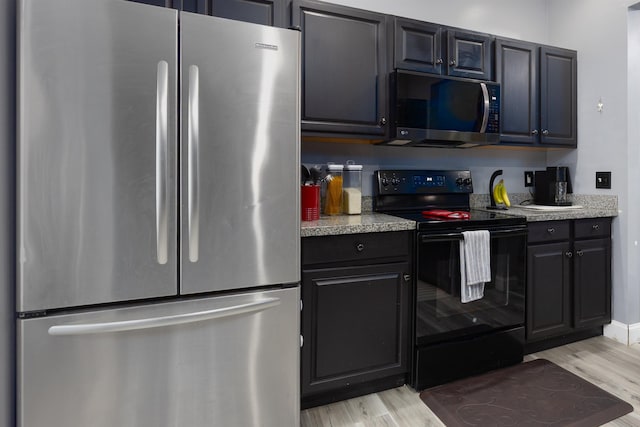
[301,262,410,399]
[540,46,577,147]
[292,0,388,136]
[574,238,611,328]
[393,17,442,74]
[446,30,493,80]
[526,242,572,341]
[190,0,287,27]
[496,39,539,145]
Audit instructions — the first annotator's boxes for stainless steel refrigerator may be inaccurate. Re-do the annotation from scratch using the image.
[16,1,301,426]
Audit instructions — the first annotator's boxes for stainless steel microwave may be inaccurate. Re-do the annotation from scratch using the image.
[383,70,500,148]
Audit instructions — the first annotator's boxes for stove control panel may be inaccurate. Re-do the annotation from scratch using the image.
[376,170,473,195]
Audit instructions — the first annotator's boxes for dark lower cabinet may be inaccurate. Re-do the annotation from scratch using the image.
[301,231,412,409]
[573,237,612,329]
[527,241,572,340]
[526,218,612,351]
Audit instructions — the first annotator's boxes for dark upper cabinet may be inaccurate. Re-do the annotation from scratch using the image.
[128,0,181,8]
[497,39,577,147]
[292,0,389,137]
[128,0,287,27]
[495,38,538,145]
[540,46,578,147]
[393,18,493,80]
[190,0,287,27]
[446,29,493,80]
[393,18,442,74]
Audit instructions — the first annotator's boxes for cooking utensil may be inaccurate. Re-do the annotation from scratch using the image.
[309,166,322,185]
[301,165,310,185]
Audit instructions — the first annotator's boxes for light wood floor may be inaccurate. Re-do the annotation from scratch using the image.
[301,336,640,426]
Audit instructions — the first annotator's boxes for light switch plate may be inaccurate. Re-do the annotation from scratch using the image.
[596,171,611,189]
[524,171,534,187]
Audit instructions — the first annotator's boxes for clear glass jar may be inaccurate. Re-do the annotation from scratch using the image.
[342,160,362,214]
[323,163,343,215]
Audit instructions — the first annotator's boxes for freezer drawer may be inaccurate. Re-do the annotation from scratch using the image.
[17,286,300,427]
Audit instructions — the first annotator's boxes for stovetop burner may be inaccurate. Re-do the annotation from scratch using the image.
[373,169,526,230]
[389,209,525,231]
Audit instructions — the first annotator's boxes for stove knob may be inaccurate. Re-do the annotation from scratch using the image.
[463,178,472,186]
[391,178,400,186]
[456,178,464,186]
[381,177,389,186]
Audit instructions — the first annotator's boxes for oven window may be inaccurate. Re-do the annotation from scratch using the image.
[415,231,526,345]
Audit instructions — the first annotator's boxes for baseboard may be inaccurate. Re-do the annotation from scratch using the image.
[604,321,629,345]
[629,323,640,346]
[603,321,640,346]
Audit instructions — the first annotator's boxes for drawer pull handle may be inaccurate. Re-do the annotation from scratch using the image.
[356,243,365,252]
[403,274,411,282]
[565,251,573,258]
[592,224,600,231]
[576,250,584,257]
[547,228,555,234]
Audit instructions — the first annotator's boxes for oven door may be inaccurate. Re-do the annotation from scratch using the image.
[415,226,527,345]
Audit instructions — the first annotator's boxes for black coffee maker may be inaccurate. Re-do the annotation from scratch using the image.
[534,166,572,206]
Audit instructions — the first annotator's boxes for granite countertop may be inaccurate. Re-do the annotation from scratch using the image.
[483,205,618,222]
[301,194,618,237]
[471,193,619,222]
[301,213,416,237]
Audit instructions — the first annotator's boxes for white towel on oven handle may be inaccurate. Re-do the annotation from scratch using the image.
[460,230,491,303]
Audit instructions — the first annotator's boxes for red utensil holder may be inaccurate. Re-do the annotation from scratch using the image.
[301,185,320,221]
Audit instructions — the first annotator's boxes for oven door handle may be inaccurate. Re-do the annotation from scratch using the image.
[420,228,528,242]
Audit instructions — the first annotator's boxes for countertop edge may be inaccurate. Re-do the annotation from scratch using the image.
[301,209,618,237]
[301,213,416,237]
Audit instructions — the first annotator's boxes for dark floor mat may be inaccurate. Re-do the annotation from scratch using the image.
[420,358,633,426]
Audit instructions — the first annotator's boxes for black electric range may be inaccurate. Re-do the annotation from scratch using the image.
[374,170,528,390]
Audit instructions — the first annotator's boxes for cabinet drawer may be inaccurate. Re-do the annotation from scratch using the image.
[302,231,410,266]
[574,218,611,239]
[527,221,570,244]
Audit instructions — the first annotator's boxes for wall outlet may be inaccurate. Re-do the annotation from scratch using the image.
[524,171,534,187]
[596,171,611,189]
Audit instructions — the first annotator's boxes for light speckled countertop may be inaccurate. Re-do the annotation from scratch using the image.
[301,213,415,237]
[301,194,618,237]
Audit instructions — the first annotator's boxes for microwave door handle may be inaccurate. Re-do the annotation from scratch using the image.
[156,60,169,265]
[188,65,200,263]
[480,82,490,133]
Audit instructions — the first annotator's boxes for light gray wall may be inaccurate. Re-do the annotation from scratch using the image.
[546,0,637,325]
[301,0,553,196]
[1,0,15,424]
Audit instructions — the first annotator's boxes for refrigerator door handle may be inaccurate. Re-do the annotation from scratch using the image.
[188,64,200,263]
[48,297,281,336]
[156,60,170,265]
